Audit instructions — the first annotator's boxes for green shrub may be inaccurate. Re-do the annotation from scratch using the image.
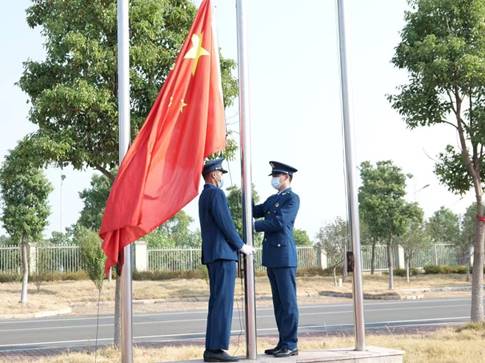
[423,265,467,274]
[393,268,419,277]
[0,274,21,283]
[78,227,105,291]
[133,268,208,280]
[0,271,88,283]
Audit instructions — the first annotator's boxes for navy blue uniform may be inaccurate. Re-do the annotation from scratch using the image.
[199,183,243,351]
[254,188,300,350]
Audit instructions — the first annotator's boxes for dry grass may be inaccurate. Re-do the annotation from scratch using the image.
[0,274,472,316]
[3,324,485,363]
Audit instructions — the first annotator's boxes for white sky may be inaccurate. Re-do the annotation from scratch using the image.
[0,0,473,240]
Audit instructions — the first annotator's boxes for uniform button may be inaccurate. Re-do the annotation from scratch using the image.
[277,243,281,247]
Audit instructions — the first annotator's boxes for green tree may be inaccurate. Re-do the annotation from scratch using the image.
[0,140,53,303]
[389,0,485,321]
[48,231,73,245]
[19,0,239,342]
[315,217,348,285]
[293,229,312,246]
[78,174,111,230]
[145,211,200,248]
[358,160,413,289]
[426,207,461,245]
[226,185,262,246]
[396,203,428,283]
[78,227,106,292]
[19,0,238,181]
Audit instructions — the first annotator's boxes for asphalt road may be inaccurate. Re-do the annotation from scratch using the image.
[0,297,479,354]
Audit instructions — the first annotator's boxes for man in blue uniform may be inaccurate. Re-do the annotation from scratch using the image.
[253,161,300,358]
[199,158,255,362]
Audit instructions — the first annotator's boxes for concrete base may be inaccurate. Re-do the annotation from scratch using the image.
[171,347,403,363]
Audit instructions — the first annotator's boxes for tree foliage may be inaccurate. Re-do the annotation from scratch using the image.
[293,228,312,246]
[19,0,239,180]
[358,160,421,288]
[0,140,53,245]
[78,227,106,291]
[0,139,53,303]
[315,217,348,267]
[389,0,485,320]
[78,174,111,230]
[426,206,461,244]
[226,184,262,246]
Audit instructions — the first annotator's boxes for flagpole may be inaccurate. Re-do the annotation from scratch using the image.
[336,0,366,351]
[117,0,133,362]
[235,0,257,359]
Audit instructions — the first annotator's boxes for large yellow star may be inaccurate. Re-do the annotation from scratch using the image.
[184,32,210,75]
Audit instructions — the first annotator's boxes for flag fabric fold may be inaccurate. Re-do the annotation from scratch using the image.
[100,0,225,273]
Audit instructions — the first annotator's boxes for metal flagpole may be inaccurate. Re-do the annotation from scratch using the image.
[336,0,366,351]
[117,0,133,362]
[235,0,257,359]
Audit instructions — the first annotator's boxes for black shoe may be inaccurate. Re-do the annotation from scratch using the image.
[264,346,282,355]
[203,350,239,362]
[273,347,298,358]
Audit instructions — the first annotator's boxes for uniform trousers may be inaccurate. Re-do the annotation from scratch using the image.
[205,260,237,350]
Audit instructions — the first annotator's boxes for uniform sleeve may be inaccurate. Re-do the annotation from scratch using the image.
[211,189,245,250]
[254,194,300,233]
[253,200,265,218]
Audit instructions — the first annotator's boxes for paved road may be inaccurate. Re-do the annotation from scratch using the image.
[0,297,478,353]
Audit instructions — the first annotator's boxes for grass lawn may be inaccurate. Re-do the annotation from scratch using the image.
[3,324,485,363]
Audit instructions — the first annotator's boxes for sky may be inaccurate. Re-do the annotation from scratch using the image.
[0,0,474,241]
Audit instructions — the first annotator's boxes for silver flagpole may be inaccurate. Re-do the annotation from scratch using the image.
[336,0,366,351]
[235,0,257,359]
[117,0,133,362]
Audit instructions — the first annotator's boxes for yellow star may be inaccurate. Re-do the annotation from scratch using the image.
[179,99,187,113]
[168,96,174,107]
[184,32,210,75]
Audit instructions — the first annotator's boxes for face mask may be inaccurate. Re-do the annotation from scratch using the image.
[271,176,281,190]
[217,176,224,189]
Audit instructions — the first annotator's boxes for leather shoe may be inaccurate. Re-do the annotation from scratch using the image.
[273,347,298,358]
[264,346,282,355]
[203,350,239,362]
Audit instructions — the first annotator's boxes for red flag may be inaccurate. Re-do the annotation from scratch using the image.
[100,0,225,273]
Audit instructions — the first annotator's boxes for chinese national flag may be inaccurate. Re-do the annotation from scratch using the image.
[100,0,225,273]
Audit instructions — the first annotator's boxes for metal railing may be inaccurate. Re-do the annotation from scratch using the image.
[148,247,321,272]
[0,243,465,275]
[35,245,82,273]
[0,246,21,274]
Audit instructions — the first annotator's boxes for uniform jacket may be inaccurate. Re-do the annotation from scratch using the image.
[254,188,300,268]
[199,184,244,264]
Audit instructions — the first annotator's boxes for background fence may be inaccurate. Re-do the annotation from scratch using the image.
[0,243,465,276]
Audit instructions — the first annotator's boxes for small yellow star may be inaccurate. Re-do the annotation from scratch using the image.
[184,32,210,75]
[179,99,187,113]
[168,96,174,107]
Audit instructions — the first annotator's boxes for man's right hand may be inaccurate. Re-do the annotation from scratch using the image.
[240,244,256,255]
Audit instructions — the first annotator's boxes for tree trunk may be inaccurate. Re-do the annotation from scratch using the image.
[387,241,394,290]
[333,266,338,287]
[466,244,472,283]
[371,240,376,275]
[114,273,121,347]
[342,243,348,282]
[406,258,410,284]
[471,201,484,321]
[20,242,29,304]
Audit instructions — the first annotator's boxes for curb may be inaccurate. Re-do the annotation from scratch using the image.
[0,307,72,320]
[319,291,424,300]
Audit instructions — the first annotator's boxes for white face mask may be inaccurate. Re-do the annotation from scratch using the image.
[216,174,224,189]
[271,176,281,190]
